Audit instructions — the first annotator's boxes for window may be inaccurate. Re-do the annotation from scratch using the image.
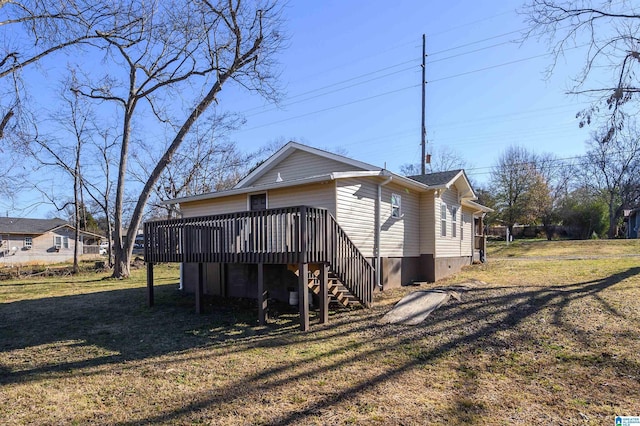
[391,193,402,219]
[452,207,458,238]
[249,193,267,211]
[461,213,465,240]
[440,203,447,237]
[24,236,32,249]
[54,236,69,249]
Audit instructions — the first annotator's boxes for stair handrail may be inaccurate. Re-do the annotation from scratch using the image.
[324,213,374,307]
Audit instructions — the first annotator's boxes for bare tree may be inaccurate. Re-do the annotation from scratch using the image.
[531,153,575,239]
[580,125,640,238]
[28,74,95,273]
[0,1,131,214]
[82,130,118,267]
[400,146,468,176]
[69,0,284,277]
[138,136,256,219]
[523,0,640,139]
[0,1,125,140]
[491,146,539,235]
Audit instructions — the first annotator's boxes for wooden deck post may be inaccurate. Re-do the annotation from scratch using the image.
[257,262,266,325]
[319,263,329,324]
[196,262,204,314]
[147,262,154,307]
[298,262,309,331]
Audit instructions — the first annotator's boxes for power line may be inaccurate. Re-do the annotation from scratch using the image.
[244,65,418,118]
[241,26,528,117]
[241,84,420,131]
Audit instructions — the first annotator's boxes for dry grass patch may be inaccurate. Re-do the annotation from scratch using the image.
[1,244,639,424]
[487,238,640,258]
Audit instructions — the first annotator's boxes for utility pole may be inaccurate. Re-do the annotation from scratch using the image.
[421,33,427,175]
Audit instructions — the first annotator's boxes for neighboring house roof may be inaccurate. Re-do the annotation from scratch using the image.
[0,217,105,238]
[0,217,68,235]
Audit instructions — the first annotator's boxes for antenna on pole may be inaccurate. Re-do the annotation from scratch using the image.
[421,33,427,175]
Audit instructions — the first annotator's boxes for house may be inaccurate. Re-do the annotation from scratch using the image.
[144,142,492,330]
[0,217,104,266]
[626,209,640,238]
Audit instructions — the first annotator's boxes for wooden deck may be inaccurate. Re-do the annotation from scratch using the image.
[144,206,375,331]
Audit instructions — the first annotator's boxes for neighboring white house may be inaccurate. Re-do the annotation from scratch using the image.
[160,142,491,300]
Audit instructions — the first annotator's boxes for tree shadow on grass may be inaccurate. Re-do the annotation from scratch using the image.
[104,266,640,425]
[0,282,314,385]
[2,267,639,424]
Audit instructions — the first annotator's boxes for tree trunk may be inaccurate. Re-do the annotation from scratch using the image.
[72,149,81,274]
[608,195,616,239]
[113,245,131,278]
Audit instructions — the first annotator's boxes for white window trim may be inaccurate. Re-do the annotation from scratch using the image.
[247,192,268,211]
[54,236,69,249]
[391,193,403,219]
[440,203,447,237]
[24,236,33,249]
[452,206,458,238]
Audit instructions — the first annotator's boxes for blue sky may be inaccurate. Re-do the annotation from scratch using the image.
[5,0,600,218]
[222,0,593,184]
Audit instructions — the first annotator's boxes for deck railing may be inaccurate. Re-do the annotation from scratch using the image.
[144,206,374,305]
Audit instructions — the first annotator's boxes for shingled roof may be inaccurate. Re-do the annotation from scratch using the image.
[408,169,464,187]
[0,217,69,235]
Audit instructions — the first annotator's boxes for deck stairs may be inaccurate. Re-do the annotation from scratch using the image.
[307,268,361,307]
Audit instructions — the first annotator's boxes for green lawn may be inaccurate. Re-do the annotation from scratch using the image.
[1,242,639,425]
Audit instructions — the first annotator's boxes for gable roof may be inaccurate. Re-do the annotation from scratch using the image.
[0,217,69,235]
[165,142,485,207]
[408,170,464,187]
[409,169,476,200]
[234,141,380,189]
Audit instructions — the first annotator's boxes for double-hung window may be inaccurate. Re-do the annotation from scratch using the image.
[440,203,447,237]
[452,207,458,238]
[54,236,69,249]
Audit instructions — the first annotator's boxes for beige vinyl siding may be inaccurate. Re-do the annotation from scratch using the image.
[252,150,367,186]
[419,191,436,255]
[460,206,475,257]
[378,183,420,257]
[268,182,337,215]
[335,179,420,258]
[181,182,337,219]
[335,178,376,257]
[435,187,463,258]
[180,194,247,217]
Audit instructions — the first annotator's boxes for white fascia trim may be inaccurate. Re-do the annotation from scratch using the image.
[164,173,336,205]
[463,199,493,213]
[444,170,476,200]
[164,169,431,206]
[233,141,382,189]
